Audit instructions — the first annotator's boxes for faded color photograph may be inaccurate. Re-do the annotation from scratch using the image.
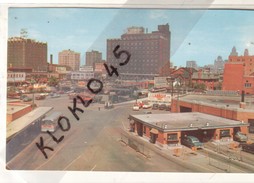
[6,8,254,172]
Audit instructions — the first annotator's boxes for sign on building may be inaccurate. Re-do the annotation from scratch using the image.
[148,92,171,104]
[154,77,168,88]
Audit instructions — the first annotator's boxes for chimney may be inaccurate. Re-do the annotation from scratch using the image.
[50,54,53,64]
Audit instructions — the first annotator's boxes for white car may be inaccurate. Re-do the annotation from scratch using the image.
[133,104,140,111]
[142,103,152,109]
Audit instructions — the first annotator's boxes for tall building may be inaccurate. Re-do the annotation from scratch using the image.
[107,24,171,80]
[214,56,225,73]
[230,46,238,56]
[223,47,254,94]
[58,49,80,71]
[186,61,198,70]
[8,37,47,72]
[85,50,102,67]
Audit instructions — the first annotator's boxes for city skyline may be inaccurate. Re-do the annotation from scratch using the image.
[8,8,254,67]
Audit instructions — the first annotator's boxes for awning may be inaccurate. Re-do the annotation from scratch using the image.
[150,128,159,134]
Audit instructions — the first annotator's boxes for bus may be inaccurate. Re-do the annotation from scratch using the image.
[41,112,62,132]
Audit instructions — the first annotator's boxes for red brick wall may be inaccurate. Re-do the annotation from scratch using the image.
[7,104,32,124]
[172,99,254,122]
[222,63,244,91]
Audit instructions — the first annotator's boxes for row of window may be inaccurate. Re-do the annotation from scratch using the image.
[8,73,25,78]
[143,127,178,141]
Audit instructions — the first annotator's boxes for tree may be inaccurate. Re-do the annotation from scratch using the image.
[48,76,59,86]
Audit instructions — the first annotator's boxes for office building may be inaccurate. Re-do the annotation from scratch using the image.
[107,24,171,80]
[85,50,102,67]
[8,37,47,72]
[58,49,80,71]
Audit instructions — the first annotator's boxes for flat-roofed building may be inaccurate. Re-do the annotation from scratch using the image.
[8,37,47,72]
[129,112,248,147]
[107,24,171,80]
[58,49,80,71]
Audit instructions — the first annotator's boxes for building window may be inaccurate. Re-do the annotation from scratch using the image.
[220,129,230,138]
[167,133,178,141]
[143,126,146,134]
[245,83,252,88]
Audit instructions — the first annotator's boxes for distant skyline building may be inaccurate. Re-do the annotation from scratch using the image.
[7,37,47,72]
[58,49,80,71]
[230,46,238,56]
[214,56,225,73]
[186,60,198,70]
[107,24,171,80]
[85,50,102,67]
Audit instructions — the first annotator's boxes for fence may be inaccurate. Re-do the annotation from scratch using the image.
[206,90,238,96]
[120,133,151,158]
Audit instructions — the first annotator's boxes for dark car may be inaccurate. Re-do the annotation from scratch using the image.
[152,104,159,110]
[234,131,248,142]
[181,136,203,149]
[20,95,28,100]
[242,143,254,154]
[35,94,46,100]
[159,104,166,110]
[22,96,32,102]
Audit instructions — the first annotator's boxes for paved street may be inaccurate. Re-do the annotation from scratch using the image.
[7,94,194,172]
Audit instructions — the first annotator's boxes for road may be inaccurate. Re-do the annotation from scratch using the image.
[7,94,195,172]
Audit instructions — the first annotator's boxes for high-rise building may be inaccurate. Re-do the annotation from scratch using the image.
[186,61,198,70]
[8,37,47,71]
[58,49,80,71]
[223,47,254,94]
[107,24,171,80]
[85,50,102,67]
[214,56,225,73]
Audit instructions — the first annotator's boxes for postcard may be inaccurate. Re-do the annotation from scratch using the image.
[3,2,254,183]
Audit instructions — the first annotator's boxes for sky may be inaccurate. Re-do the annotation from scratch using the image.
[8,8,254,67]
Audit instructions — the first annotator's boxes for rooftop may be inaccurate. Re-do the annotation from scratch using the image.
[7,103,31,115]
[179,94,254,111]
[7,107,53,139]
[130,112,248,132]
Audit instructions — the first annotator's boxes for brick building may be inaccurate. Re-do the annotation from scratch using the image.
[223,48,254,94]
[171,95,254,133]
[107,24,171,80]
[58,49,80,71]
[85,50,102,68]
[8,37,47,72]
[192,69,220,90]
[129,112,248,147]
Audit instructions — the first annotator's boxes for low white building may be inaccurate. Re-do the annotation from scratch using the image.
[69,71,94,80]
[7,72,26,83]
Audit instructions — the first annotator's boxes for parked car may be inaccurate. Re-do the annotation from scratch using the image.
[51,93,61,98]
[35,94,46,100]
[133,104,140,111]
[143,102,152,109]
[234,131,248,142]
[20,95,28,100]
[241,143,254,154]
[181,136,203,149]
[165,104,171,111]
[22,96,32,102]
[152,104,159,110]
[159,104,167,110]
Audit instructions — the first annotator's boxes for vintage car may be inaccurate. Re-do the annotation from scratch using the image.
[181,136,203,149]
[242,143,254,154]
